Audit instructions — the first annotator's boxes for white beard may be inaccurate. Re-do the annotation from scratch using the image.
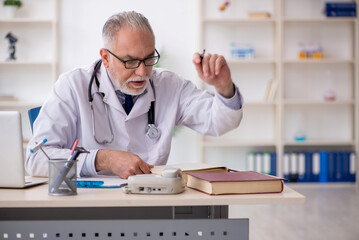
[118,76,150,95]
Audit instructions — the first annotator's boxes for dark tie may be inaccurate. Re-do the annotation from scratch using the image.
[124,94,133,115]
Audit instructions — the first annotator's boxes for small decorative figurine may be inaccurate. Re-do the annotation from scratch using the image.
[219,1,230,11]
[5,32,18,61]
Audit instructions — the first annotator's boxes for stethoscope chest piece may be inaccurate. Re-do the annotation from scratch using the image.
[146,124,160,139]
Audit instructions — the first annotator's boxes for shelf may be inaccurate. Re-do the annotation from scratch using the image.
[283,100,355,106]
[202,18,275,24]
[244,101,276,106]
[0,61,53,66]
[0,18,53,24]
[199,0,358,183]
[284,59,355,64]
[284,140,355,146]
[227,59,275,64]
[203,139,275,147]
[0,101,42,108]
[283,18,357,23]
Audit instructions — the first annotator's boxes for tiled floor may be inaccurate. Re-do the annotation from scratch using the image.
[229,183,359,240]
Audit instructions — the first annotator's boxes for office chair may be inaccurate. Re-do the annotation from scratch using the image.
[28,106,41,133]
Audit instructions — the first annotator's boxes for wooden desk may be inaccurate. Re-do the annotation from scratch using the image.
[0,181,305,240]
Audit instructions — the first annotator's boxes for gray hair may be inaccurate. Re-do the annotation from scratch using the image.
[102,11,154,48]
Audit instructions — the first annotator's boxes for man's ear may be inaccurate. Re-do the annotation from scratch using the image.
[100,48,110,68]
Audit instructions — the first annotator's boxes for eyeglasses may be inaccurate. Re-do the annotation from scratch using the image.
[105,48,160,69]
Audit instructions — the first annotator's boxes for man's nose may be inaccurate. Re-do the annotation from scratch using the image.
[135,61,147,76]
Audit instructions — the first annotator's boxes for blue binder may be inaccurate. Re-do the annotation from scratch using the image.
[319,151,329,183]
[304,152,313,182]
[335,152,344,182]
[327,152,336,182]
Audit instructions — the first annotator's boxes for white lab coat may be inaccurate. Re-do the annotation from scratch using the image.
[26,60,243,177]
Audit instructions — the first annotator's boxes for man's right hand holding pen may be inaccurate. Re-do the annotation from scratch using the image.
[192,49,235,99]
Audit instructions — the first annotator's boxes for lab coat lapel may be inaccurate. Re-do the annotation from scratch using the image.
[97,64,123,112]
[127,82,155,120]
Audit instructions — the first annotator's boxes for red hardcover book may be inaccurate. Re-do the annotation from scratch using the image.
[186,171,284,195]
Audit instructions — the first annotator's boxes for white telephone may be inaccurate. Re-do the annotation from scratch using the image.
[122,168,185,194]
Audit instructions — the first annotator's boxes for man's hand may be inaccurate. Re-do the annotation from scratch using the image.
[95,149,153,179]
[193,51,234,98]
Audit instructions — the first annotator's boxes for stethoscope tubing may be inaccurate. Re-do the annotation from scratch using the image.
[88,60,159,144]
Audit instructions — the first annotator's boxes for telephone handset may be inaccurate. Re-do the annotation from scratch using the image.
[123,168,185,194]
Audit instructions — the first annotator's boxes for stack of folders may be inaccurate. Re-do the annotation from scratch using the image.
[246,152,277,176]
[325,2,356,17]
[282,151,356,183]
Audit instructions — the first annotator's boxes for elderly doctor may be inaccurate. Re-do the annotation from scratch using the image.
[26,11,243,179]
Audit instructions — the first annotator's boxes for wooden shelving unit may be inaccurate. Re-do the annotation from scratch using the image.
[198,0,358,184]
[0,0,58,141]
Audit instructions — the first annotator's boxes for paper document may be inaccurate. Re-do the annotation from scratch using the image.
[78,175,128,188]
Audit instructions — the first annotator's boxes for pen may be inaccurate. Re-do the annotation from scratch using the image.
[200,49,206,62]
[30,139,50,160]
[70,139,79,155]
[77,180,104,188]
[76,181,127,188]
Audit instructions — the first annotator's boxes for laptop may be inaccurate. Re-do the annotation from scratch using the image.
[0,111,47,188]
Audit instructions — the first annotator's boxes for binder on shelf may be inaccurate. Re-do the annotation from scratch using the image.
[312,152,320,182]
[319,151,329,183]
[289,152,298,182]
[255,152,262,173]
[327,152,336,182]
[246,152,255,171]
[270,152,277,176]
[325,2,357,17]
[304,152,313,182]
[335,152,344,182]
[326,2,356,10]
[297,153,306,182]
[342,152,350,182]
[283,152,290,180]
[349,152,356,182]
[262,152,271,175]
[326,11,356,17]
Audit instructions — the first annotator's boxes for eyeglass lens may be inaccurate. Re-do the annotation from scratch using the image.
[125,56,159,69]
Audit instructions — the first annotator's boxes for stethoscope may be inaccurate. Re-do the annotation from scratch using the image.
[88,60,160,144]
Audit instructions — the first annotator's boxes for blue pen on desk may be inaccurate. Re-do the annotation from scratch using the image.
[76,181,126,189]
[77,181,104,188]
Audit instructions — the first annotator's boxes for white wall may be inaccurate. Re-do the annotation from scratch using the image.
[59,0,201,164]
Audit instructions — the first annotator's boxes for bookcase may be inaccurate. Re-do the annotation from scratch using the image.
[0,0,58,142]
[198,0,358,185]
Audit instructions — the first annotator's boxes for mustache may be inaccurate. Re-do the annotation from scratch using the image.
[125,76,150,84]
